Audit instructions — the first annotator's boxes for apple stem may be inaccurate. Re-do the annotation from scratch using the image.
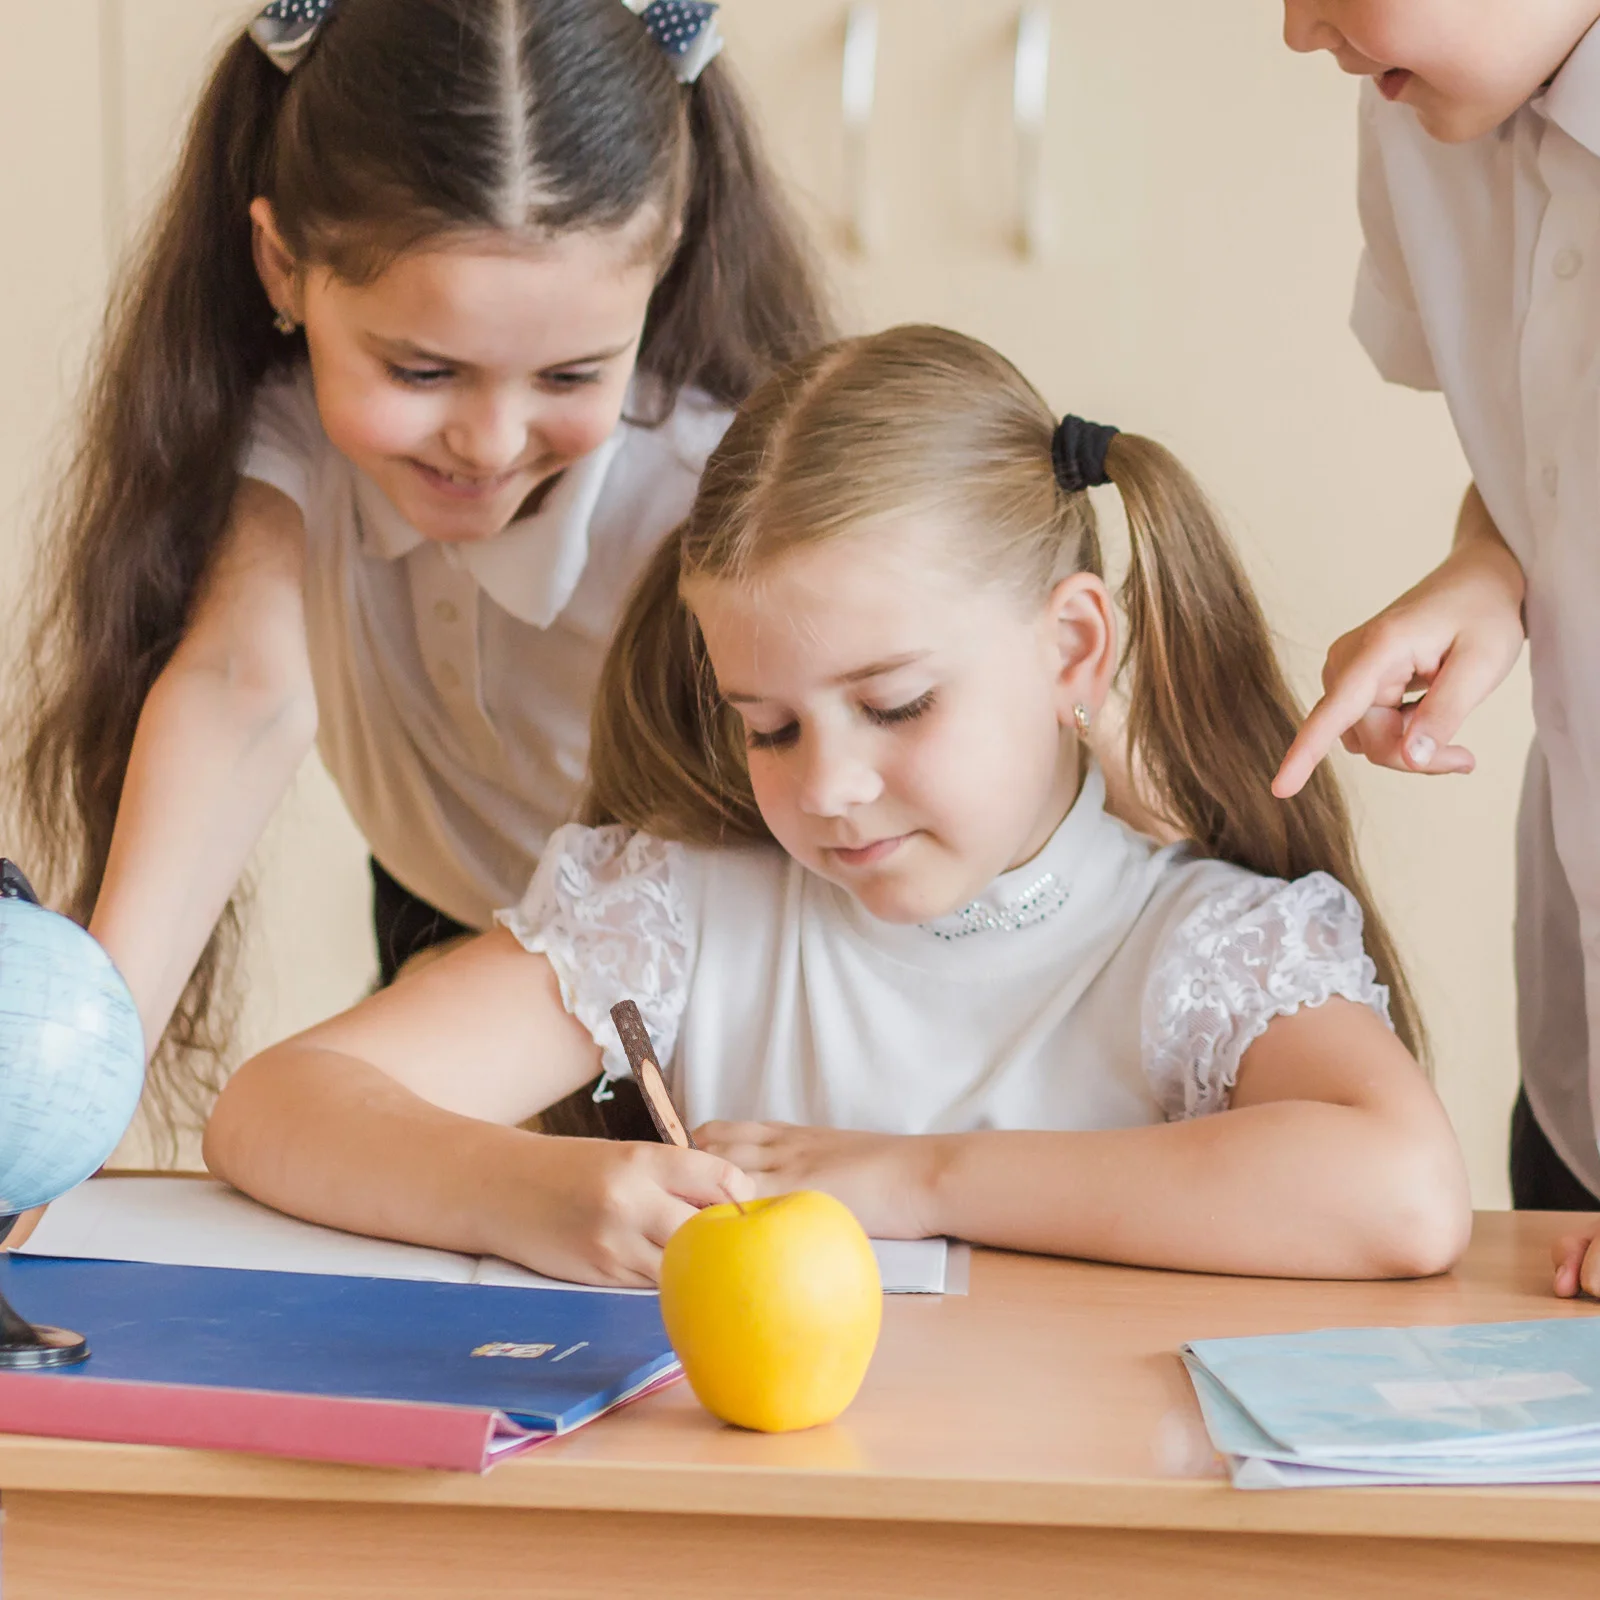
[725,1188,748,1216]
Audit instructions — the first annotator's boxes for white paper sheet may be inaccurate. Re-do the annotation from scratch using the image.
[19,1177,964,1295]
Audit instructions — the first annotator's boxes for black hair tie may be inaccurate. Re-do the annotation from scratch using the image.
[1051,415,1120,494]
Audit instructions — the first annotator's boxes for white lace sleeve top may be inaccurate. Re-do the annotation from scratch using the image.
[498,825,693,1085]
[1142,870,1391,1121]
[498,773,1393,1136]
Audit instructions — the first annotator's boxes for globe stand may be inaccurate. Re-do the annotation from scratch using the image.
[0,1215,88,1368]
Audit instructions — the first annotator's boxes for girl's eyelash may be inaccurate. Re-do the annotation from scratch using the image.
[745,723,799,752]
[386,362,452,387]
[385,363,600,391]
[744,691,936,752]
[864,690,936,726]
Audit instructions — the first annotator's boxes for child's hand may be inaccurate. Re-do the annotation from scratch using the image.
[504,1137,751,1289]
[1272,534,1525,800]
[693,1121,939,1239]
[1551,1228,1600,1299]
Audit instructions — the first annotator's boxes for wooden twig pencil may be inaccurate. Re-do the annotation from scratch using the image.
[608,1000,697,1150]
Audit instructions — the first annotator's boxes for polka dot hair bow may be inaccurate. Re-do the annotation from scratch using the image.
[623,0,725,84]
[249,0,719,85]
[248,0,337,75]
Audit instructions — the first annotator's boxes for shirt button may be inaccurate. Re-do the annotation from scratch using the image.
[433,599,459,624]
[1542,462,1561,497]
[1554,247,1584,280]
[436,660,461,691]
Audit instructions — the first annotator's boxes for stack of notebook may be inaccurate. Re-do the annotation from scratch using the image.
[1183,1316,1600,1488]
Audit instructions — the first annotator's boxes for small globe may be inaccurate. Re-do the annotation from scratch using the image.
[0,880,145,1215]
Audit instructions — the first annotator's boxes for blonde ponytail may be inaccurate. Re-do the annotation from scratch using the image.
[581,526,766,844]
[1107,433,1424,1060]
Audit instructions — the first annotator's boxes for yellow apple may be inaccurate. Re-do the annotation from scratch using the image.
[659,1190,883,1433]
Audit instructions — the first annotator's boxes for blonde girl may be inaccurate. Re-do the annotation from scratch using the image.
[205,326,1470,1287]
[8,0,829,1136]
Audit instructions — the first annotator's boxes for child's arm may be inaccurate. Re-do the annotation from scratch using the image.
[1273,483,1525,799]
[698,997,1471,1280]
[88,477,319,1056]
[203,929,749,1288]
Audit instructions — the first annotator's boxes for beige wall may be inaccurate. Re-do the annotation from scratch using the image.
[0,3,1530,1201]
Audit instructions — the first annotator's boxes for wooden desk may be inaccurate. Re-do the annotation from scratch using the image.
[2,1211,1599,1598]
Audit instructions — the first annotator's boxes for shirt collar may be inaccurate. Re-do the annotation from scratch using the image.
[826,760,1163,981]
[351,423,628,629]
[1542,18,1600,158]
[918,765,1109,941]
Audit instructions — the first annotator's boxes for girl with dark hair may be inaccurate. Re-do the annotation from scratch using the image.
[9,0,830,1133]
[206,325,1470,1290]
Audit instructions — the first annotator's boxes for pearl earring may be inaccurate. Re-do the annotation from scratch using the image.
[1072,703,1092,740]
[273,307,298,336]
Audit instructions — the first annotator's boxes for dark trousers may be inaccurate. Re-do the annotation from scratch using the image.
[368,857,656,1141]
[1510,1088,1600,1211]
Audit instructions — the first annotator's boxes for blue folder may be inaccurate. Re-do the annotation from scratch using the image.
[0,1255,680,1470]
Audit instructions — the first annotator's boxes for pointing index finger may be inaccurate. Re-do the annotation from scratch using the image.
[1273,671,1381,798]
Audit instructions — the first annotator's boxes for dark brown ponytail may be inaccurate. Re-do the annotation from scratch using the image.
[1107,433,1424,1060]
[637,62,834,416]
[10,35,293,1134]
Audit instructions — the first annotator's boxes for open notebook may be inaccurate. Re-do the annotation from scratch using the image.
[19,1176,969,1295]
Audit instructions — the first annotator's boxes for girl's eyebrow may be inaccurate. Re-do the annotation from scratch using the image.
[364,334,472,366]
[721,651,931,704]
[370,335,637,369]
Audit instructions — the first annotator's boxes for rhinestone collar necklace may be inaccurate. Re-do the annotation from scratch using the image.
[920,871,1072,941]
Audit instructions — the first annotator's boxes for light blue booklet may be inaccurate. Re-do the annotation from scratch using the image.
[1182,1317,1600,1488]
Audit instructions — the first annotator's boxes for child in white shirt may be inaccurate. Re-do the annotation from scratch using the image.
[8,0,828,1136]
[205,326,1470,1289]
[1271,2,1600,1294]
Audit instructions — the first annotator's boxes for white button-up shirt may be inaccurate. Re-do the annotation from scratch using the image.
[241,369,731,929]
[1354,23,1600,1193]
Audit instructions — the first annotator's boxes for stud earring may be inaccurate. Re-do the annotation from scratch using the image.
[272,307,298,336]
[1072,703,1092,740]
